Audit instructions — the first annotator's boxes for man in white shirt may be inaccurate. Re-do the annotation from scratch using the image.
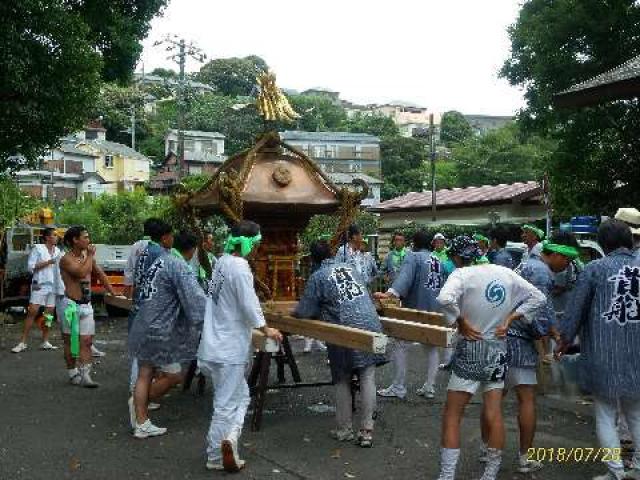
[12,228,61,353]
[198,220,282,473]
[435,236,546,480]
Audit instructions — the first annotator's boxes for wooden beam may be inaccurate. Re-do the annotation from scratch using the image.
[265,312,387,354]
[379,317,454,347]
[104,295,132,311]
[381,306,447,327]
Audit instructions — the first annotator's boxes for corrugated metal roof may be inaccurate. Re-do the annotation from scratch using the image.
[370,181,541,212]
[281,131,380,143]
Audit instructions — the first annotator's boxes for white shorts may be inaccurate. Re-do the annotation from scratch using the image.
[30,287,55,307]
[447,372,504,395]
[505,367,537,389]
[59,297,95,336]
[159,363,182,375]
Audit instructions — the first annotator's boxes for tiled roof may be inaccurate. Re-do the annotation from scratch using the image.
[559,54,640,95]
[281,131,380,143]
[78,140,152,162]
[328,173,383,185]
[370,181,541,212]
[59,142,98,157]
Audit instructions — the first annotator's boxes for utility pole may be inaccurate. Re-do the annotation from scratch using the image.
[429,113,437,222]
[153,35,206,179]
[130,107,136,151]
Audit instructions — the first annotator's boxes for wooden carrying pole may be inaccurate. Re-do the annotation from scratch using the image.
[264,312,388,354]
[379,317,454,348]
[380,306,447,327]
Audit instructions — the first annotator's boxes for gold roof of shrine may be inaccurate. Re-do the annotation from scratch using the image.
[188,131,342,219]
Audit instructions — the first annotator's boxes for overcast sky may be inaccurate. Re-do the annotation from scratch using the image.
[139,0,525,115]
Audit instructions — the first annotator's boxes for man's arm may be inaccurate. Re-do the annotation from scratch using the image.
[387,253,417,299]
[511,272,547,323]
[234,268,282,341]
[92,259,116,296]
[59,249,94,279]
[559,264,595,344]
[436,271,464,326]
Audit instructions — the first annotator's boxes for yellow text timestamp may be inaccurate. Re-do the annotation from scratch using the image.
[527,447,622,463]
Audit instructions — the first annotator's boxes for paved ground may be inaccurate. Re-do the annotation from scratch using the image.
[0,312,615,480]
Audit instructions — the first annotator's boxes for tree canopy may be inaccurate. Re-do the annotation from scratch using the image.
[501,0,640,214]
[196,56,269,97]
[0,0,167,171]
[440,111,473,147]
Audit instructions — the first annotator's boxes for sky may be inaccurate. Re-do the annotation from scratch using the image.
[139,0,525,116]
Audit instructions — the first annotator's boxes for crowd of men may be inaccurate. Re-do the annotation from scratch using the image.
[9,208,640,479]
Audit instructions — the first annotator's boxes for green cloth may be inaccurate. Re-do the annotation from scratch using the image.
[541,240,580,259]
[390,247,407,268]
[473,233,489,244]
[198,252,216,280]
[44,313,54,328]
[522,224,545,241]
[224,233,262,257]
[64,300,80,358]
[475,255,490,265]
[433,249,449,263]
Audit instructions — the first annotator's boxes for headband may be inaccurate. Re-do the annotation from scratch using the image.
[541,240,580,259]
[224,233,262,257]
[473,233,489,243]
[522,224,545,241]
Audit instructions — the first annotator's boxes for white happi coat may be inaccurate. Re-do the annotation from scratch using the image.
[198,254,266,365]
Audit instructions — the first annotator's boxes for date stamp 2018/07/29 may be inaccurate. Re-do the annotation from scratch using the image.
[527,447,622,463]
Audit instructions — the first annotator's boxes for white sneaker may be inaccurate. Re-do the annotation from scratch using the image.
[330,427,355,442]
[40,341,58,350]
[69,372,82,386]
[148,402,161,411]
[377,385,406,399]
[128,397,136,430]
[517,453,543,473]
[416,383,435,399]
[221,439,245,472]
[11,342,27,353]
[478,443,489,463]
[91,344,106,357]
[205,459,224,471]
[134,419,167,439]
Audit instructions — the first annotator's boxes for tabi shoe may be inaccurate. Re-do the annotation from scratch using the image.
[517,453,543,473]
[40,341,58,350]
[91,344,106,357]
[357,430,373,448]
[416,383,435,399]
[11,342,27,353]
[79,365,99,388]
[128,397,136,430]
[330,427,355,442]
[133,419,167,439]
[205,459,224,471]
[376,385,406,400]
[478,448,502,480]
[592,469,625,480]
[221,439,245,473]
[69,370,82,386]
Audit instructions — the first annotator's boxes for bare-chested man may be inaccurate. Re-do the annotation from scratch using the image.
[59,226,115,387]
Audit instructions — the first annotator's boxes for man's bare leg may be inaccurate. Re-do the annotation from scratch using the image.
[437,391,472,479]
[149,372,183,402]
[478,389,506,480]
[134,365,154,425]
[77,335,98,387]
[17,304,40,345]
[515,385,537,454]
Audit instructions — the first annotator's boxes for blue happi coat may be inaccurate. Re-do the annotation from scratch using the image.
[509,256,555,368]
[128,254,206,367]
[493,248,514,270]
[383,248,409,284]
[560,248,640,399]
[293,258,386,382]
[128,241,166,331]
[389,249,445,311]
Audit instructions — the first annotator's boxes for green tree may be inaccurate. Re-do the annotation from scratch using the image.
[379,136,426,199]
[345,113,399,138]
[151,68,178,79]
[501,0,640,214]
[450,124,551,188]
[287,95,348,131]
[0,0,167,170]
[196,56,268,97]
[0,178,40,248]
[91,83,149,147]
[440,111,473,146]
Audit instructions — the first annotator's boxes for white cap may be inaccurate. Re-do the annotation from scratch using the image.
[433,233,446,241]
